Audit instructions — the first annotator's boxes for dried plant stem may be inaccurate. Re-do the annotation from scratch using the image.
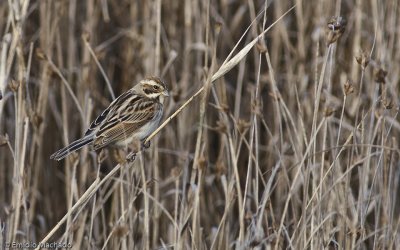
[3,1,400,249]
[191,1,213,245]
[83,38,115,99]
[10,118,29,242]
[275,118,326,250]
[34,160,133,249]
[144,5,296,144]
[46,57,85,120]
[139,154,150,250]
[34,177,101,250]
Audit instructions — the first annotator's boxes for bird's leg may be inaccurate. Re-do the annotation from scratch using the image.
[126,140,140,162]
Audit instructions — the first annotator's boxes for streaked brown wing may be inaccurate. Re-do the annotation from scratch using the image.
[93,99,160,150]
[93,122,144,150]
[85,90,136,136]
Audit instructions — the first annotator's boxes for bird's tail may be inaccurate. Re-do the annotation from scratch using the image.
[50,135,94,161]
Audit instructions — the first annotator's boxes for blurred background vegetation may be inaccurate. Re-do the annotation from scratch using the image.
[1,0,400,249]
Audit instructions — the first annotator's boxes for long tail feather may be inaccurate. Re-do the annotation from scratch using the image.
[50,135,94,161]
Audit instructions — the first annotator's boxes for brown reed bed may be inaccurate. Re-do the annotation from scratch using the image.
[1,0,400,249]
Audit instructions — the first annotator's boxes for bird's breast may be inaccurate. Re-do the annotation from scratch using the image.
[114,106,163,147]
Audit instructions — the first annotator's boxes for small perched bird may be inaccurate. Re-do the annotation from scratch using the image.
[50,76,169,161]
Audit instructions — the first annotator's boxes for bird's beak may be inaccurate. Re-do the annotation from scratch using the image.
[162,90,169,97]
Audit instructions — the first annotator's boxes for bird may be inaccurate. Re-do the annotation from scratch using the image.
[50,76,169,161]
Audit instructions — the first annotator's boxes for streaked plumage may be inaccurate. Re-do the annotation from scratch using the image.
[50,77,169,161]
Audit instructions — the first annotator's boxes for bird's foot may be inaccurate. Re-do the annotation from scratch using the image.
[126,151,137,162]
[141,140,151,150]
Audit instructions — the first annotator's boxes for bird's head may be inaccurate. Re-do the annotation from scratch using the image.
[134,76,169,102]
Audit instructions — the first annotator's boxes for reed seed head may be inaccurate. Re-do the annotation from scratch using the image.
[373,67,388,84]
[355,50,370,69]
[344,80,354,96]
[325,16,346,45]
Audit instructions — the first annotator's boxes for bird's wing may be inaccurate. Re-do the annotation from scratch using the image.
[92,96,162,150]
[85,90,135,136]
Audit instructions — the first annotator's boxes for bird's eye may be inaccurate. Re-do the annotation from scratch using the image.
[153,85,159,90]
